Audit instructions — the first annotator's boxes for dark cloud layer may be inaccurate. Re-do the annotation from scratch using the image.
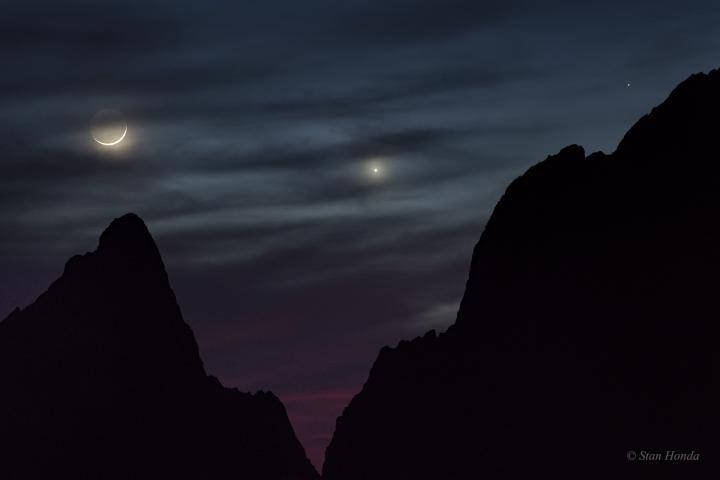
[2,0,720,470]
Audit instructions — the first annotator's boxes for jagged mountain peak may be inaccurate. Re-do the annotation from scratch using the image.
[0,213,318,480]
[323,69,720,480]
[95,212,165,267]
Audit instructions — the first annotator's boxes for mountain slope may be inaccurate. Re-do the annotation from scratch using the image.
[0,213,318,480]
[323,70,720,479]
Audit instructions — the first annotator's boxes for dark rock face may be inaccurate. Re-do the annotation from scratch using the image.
[323,70,720,479]
[0,214,318,480]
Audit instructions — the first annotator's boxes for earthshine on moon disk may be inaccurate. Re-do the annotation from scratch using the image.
[91,109,127,146]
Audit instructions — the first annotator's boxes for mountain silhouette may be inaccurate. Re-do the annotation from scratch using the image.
[0,214,318,480]
[323,70,720,479]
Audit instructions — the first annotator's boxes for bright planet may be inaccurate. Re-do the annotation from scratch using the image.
[91,109,127,146]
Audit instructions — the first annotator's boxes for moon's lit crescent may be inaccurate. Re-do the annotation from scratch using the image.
[93,123,128,146]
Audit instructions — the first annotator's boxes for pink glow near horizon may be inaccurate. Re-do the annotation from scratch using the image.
[280,388,359,471]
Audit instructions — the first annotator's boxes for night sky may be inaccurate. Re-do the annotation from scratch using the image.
[2,0,719,469]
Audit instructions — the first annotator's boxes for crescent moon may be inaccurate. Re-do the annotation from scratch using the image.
[93,123,127,146]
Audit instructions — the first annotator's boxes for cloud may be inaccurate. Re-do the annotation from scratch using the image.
[411,302,460,330]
